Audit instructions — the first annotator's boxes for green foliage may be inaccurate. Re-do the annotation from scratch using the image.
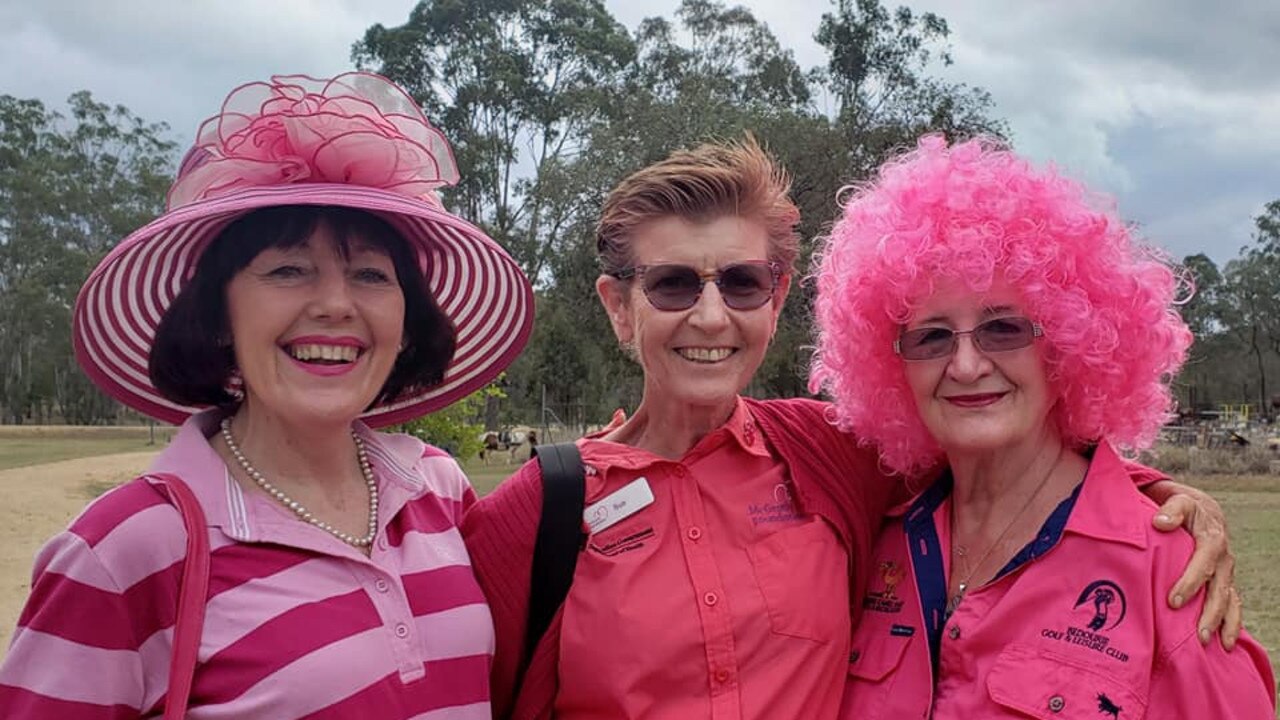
[1176,202,1280,416]
[0,93,176,423]
[356,0,1010,424]
[396,384,505,459]
[353,0,635,282]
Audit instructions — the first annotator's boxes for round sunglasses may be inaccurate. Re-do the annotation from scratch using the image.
[610,261,781,311]
[894,316,1044,361]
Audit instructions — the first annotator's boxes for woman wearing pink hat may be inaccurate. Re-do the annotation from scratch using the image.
[0,74,532,719]
[811,136,1274,718]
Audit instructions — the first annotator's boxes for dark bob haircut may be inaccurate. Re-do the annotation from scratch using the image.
[150,205,456,410]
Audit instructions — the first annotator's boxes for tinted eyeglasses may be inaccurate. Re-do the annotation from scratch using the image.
[894,316,1043,361]
[611,261,781,311]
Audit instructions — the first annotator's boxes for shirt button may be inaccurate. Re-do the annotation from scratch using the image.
[714,668,730,683]
[376,537,388,551]
[374,579,390,593]
[673,465,688,478]
[687,527,702,541]
[394,623,410,639]
[744,423,756,445]
[1048,695,1065,713]
[703,592,719,607]
[947,625,961,640]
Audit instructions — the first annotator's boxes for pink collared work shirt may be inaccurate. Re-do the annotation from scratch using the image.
[841,443,1276,719]
[0,410,495,719]
[552,399,851,719]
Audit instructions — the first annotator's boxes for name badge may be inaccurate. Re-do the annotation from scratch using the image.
[584,477,654,534]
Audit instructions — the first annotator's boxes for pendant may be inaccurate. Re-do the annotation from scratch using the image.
[945,582,968,619]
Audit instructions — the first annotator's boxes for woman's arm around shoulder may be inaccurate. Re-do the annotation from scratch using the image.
[0,479,189,719]
[460,458,545,719]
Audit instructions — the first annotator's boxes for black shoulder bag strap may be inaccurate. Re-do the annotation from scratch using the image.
[525,441,587,665]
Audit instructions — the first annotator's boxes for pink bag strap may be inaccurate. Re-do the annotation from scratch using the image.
[146,472,211,720]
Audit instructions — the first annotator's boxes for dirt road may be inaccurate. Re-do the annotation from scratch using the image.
[0,452,156,657]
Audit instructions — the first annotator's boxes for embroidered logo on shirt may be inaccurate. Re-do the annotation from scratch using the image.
[862,560,906,613]
[1038,579,1131,663]
[1073,580,1128,631]
[1097,692,1122,718]
[746,482,801,526]
[588,527,655,556]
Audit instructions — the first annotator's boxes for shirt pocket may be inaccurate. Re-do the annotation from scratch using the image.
[840,623,918,720]
[747,517,849,642]
[986,643,1147,718]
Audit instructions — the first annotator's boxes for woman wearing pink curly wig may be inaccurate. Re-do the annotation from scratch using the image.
[810,135,1275,718]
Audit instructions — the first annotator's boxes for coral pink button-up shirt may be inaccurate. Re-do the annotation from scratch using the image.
[840,443,1276,719]
[552,399,851,720]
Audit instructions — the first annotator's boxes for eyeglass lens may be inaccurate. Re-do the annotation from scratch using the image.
[897,316,1038,360]
[640,263,775,311]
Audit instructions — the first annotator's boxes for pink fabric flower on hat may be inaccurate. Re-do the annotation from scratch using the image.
[167,73,459,210]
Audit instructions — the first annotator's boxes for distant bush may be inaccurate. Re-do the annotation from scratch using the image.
[1139,444,1278,475]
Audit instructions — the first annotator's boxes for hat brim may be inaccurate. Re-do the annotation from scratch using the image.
[73,184,534,428]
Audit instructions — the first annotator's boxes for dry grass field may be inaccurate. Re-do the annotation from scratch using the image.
[0,430,1275,712]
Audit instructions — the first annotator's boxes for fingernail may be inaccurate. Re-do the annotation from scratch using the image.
[1155,514,1172,524]
[1199,628,1211,644]
[1171,593,1184,608]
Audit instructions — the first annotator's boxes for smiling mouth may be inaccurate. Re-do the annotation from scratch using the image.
[285,343,362,365]
[676,347,736,364]
[944,392,1007,408]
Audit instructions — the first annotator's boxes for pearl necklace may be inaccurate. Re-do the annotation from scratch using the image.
[220,417,379,548]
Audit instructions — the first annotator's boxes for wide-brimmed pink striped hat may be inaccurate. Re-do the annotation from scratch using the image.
[73,73,533,427]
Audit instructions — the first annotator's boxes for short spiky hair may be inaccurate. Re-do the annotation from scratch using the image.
[809,135,1192,475]
[595,135,800,274]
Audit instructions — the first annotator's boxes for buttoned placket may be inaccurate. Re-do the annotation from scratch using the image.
[668,461,743,718]
[225,457,428,684]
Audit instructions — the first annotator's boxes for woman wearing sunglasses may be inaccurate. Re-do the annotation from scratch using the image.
[810,136,1275,718]
[464,137,1246,720]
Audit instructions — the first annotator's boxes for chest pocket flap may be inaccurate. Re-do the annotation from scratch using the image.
[987,644,1146,719]
[846,631,912,681]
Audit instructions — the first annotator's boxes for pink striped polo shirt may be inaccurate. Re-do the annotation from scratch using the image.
[0,410,494,719]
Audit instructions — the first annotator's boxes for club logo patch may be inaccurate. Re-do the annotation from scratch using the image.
[862,560,906,613]
[1037,579,1131,663]
[747,482,800,526]
[1074,580,1127,631]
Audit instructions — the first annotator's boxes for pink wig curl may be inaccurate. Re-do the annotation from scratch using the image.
[808,135,1192,476]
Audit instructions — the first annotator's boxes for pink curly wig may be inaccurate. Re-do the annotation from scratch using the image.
[809,135,1192,475]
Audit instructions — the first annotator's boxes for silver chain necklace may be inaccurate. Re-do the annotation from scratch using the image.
[945,448,1062,618]
[220,417,379,548]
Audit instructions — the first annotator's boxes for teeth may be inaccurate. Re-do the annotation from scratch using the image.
[288,344,359,362]
[678,347,733,363]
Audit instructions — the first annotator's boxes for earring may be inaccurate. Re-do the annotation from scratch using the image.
[224,368,245,403]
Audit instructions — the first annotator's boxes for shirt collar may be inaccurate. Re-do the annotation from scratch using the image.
[1061,442,1148,550]
[899,442,1149,551]
[578,396,772,471]
[147,409,429,543]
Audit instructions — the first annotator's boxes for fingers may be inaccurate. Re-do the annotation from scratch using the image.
[1195,553,1235,644]
[1148,482,1243,649]
[1152,494,1196,532]
[1220,587,1244,651]
[1158,498,1212,609]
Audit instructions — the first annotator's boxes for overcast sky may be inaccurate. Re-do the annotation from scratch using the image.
[3,0,1277,265]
